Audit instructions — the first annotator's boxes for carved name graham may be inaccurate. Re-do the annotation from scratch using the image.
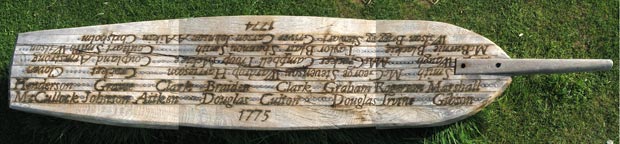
[10,16,511,130]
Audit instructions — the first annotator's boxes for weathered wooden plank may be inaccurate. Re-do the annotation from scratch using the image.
[13,44,503,57]
[12,54,496,68]
[10,16,513,130]
[9,78,508,93]
[10,66,511,80]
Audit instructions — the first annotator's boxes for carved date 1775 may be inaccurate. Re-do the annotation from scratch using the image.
[10,16,513,129]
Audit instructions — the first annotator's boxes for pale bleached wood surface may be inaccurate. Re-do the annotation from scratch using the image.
[10,16,511,130]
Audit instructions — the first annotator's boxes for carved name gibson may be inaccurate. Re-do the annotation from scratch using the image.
[10,16,511,129]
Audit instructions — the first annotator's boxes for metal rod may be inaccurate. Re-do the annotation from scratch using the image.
[454,59,613,75]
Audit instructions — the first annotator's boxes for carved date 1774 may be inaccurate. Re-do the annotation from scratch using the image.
[10,16,528,129]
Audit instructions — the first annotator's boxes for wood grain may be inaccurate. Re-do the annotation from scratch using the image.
[10,16,511,130]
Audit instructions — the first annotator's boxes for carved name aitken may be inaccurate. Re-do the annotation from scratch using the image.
[10,16,512,130]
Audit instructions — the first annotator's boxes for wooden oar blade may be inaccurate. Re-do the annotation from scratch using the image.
[10,16,522,129]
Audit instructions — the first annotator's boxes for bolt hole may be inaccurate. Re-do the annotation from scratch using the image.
[461,63,466,68]
[495,63,501,68]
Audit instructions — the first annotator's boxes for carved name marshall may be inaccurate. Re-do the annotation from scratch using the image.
[9,16,611,130]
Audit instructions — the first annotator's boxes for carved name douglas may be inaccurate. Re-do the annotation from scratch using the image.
[10,16,515,130]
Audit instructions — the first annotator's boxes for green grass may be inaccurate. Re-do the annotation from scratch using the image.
[0,0,617,143]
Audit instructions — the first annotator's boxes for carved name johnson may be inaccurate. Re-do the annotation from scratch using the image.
[10,16,511,129]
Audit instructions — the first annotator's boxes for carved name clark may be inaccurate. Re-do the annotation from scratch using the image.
[9,16,612,130]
